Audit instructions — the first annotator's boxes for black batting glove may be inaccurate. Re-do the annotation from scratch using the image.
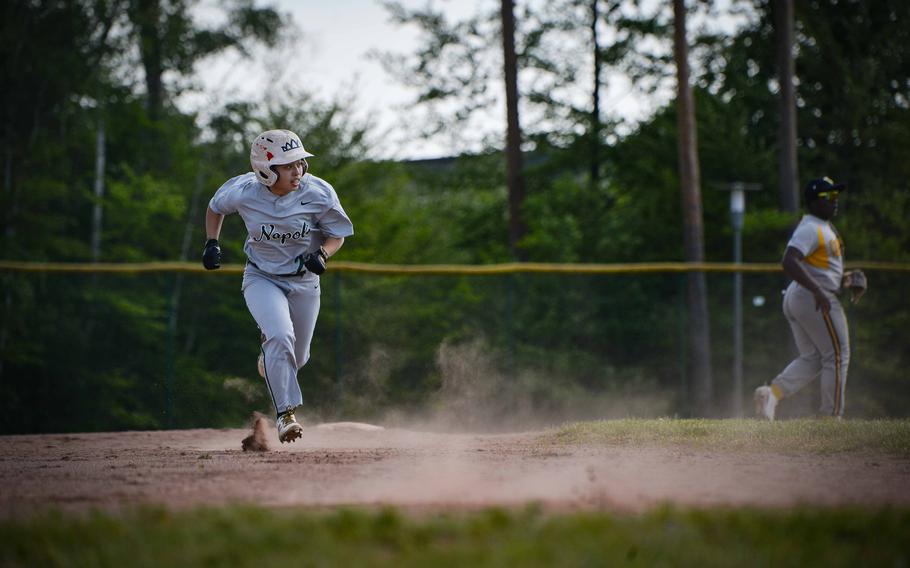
[303,247,328,275]
[202,238,221,270]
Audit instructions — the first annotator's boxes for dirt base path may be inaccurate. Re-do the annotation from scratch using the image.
[2,424,909,517]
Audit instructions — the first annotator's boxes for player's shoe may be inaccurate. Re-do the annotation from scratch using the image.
[754,385,777,421]
[277,410,303,443]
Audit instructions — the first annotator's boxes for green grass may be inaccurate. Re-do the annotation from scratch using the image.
[544,419,910,455]
[1,505,908,568]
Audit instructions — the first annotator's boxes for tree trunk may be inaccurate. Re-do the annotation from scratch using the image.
[590,0,602,191]
[774,0,799,213]
[2,140,12,245]
[500,0,528,261]
[0,141,11,381]
[673,0,713,416]
[168,162,206,336]
[132,0,164,121]
[90,117,106,262]
[162,164,205,427]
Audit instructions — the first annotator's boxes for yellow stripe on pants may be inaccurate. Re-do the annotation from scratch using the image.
[822,311,843,416]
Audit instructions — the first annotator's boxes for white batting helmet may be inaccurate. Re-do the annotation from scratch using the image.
[250,129,314,186]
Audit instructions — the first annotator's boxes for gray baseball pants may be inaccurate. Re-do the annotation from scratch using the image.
[772,282,850,417]
[241,266,321,415]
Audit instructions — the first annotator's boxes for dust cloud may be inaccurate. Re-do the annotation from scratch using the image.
[241,413,271,452]
[252,337,674,447]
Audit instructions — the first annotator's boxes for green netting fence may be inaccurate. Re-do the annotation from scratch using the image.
[1,261,908,434]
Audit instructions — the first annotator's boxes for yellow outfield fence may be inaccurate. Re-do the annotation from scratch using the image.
[1,260,909,275]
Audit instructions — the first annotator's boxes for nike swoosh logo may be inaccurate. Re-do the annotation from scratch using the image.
[301,200,313,206]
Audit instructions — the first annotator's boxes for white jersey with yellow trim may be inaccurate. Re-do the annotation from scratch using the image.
[785,214,844,292]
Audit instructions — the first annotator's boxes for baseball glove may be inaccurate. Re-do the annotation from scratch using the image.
[303,246,328,275]
[842,269,868,304]
[202,238,221,270]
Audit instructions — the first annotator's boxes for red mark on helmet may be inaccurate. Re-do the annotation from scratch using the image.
[266,152,274,160]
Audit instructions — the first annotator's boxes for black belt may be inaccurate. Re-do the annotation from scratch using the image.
[247,261,305,277]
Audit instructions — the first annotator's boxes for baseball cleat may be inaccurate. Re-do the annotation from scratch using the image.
[277,411,303,443]
[754,385,777,421]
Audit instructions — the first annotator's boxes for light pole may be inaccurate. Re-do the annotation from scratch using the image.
[723,182,761,417]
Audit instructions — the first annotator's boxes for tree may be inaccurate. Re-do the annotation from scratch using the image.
[126,0,283,121]
[375,1,502,150]
[673,0,713,415]
[500,0,528,259]
[773,0,798,213]
[590,0,603,191]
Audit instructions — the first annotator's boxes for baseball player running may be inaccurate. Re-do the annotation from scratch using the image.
[202,129,354,443]
[755,177,866,421]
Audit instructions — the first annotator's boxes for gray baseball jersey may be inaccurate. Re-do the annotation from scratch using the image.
[772,214,850,417]
[209,171,353,414]
[209,172,354,276]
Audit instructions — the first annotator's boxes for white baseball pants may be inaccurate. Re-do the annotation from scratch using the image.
[241,266,321,415]
[772,282,851,417]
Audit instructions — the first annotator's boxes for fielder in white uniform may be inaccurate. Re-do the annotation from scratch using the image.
[755,176,860,420]
[202,129,354,443]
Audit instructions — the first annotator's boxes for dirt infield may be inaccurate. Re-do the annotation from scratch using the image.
[2,422,909,517]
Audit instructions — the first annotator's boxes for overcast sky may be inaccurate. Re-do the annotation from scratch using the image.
[183,0,480,159]
[182,0,748,160]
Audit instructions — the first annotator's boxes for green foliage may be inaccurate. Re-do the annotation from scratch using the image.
[103,170,187,260]
[1,505,908,568]
[333,160,468,264]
